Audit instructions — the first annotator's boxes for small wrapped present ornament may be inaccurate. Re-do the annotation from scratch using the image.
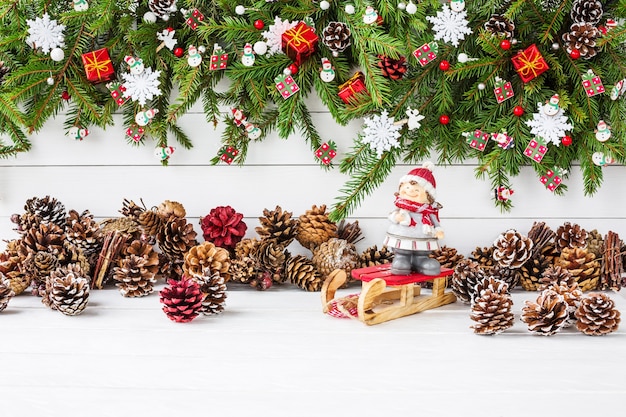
[524,137,548,162]
[219,146,239,164]
[81,48,114,83]
[183,8,204,30]
[209,44,228,70]
[315,141,337,165]
[540,167,565,192]
[493,77,514,103]
[106,82,128,106]
[281,21,318,65]
[412,42,438,67]
[465,129,490,151]
[125,124,145,143]
[275,73,300,99]
[512,44,549,83]
[338,72,368,104]
[582,69,604,97]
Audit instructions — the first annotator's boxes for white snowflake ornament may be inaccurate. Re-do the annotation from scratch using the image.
[426,5,472,47]
[362,111,402,157]
[262,17,298,56]
[121,67,162,106]
[26,13,65,54]
[525,102,573,146]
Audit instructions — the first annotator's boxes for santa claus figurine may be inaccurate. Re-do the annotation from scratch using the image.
[383,162,444,276]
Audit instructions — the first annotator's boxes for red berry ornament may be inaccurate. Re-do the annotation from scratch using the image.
[439,114,450,125]
[500,39,511,50]
[561,135,573,146]
[173,47,184,58]
[287,63,299,75]
[439,60,450,71]
[513,106,524,117]
[570,49,581,59]
[61,91,70,101]
[253,19,265,30]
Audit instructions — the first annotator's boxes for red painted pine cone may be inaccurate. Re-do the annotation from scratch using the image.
[159,278,204,323]
[200,206,247,252]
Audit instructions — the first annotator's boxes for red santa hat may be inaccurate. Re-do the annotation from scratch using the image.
[399,161,436,199]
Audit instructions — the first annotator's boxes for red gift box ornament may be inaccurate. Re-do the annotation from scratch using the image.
[219,146,239,164]
[106,81,128,106]
[338,71,368,104]
[281,21,318,65]
[315,141,337,165]
[493,76,514,103]
[126,124,145,143]
[582,69,605,97]
[524,137,548,162]
[182,8,204,30]
[82,48,115,83]
[413,42,438,67]
[512,44,549,83]
[275,73,300,99]
[209,44,228,70]
[540,167,566,192]
[464,129,490,151]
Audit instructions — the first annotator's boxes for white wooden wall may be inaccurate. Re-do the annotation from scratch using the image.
[2,97,626,256]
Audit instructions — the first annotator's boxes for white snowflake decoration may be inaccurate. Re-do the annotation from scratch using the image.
[26,13,65,54]
[262,17,298,56]
[426,5,472,47]
[121,67,162,106]
[526,102,573,146]
[362,111,402,157]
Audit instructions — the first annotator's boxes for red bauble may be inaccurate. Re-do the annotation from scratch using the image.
[439,114,450,125]
[500,39,511,50]
[287,63,299,75]
[199,205,247,251]
[173,47,184,58]
[513,105,524,117]
[253,19,265,30]
[570,49,581,59]
[439,60,450,71]
[61,91,70,101]
[561,135,573,146]
[159,279,204,323]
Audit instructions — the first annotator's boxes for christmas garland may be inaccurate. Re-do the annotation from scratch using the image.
[1,0,626,217]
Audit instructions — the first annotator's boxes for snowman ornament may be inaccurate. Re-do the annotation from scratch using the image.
[243,121,261,140]
[124,56,145,75]
[319,58,336,82]
[135,108,159,126]
[543,94,560,116]
[73,0,89,11]
[67,126,89,141]
[595,120,612,142]
[187,45,203,67]
[241,43,255,67]
[450,0,465,12]
[155,146,175,161]
[363,6,379,24]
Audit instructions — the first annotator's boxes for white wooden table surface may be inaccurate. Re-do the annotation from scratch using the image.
[2,282,625,417]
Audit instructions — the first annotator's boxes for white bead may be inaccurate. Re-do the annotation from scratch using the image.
[143,11,157,23]
[253,41,268,55]
[511,38,518,45]
[397,2,406,10]
[283,68,292,76]
[457,52,469,63]
[46,77,54,85]
[477,83,486,90]
[197,45,206,54]
[320,0,330,10]
[50,48,65,62]
[345,4,355,14]
[235,5,246,15]
[161,14,170,21]
[552,42,560,50]
[406,2,417,14]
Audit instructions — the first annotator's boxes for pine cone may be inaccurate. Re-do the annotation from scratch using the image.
[311,238,358,278]
[113,255,157,297]
[483,14,515,38]
[562,22,599,60]
[22,195,67,229]
[148,0,177,18]
[0,61,9,86]
[122,240,159,276]
[451,259,486,304]
[575,292,621,336]
[378,55,407,80]
[189,271,227,315]
[539,265,576,290]
[470,278,514,335]
[159,278,204,323]
[554,247,600,291]
[99,217,142,240]
[585,229,604,259]
[521,289,569,336]
[285,255,324,291]
[120,198,145,220]
[600,231,622,291]
[519,250,553,291]
[23,251,59,295]
[539,0,561,11]
[65,209,102,257]
[229,256,257,284]
[429,246,464,269]
[183,241,230,281]
[0,247,30,295]
[295,205,337,251]
[493,229,533,269]
[254,239,287,283]
[0,276,15,312]
[484,264,520,289]
[555,222,587,252]
[322,21,351,54]
[137,210,162,238]
[255,206,299,247]
[199,206,247,252]
[544,281,583,327]
[156,200,186,221]
[527,221,556,257]
[570,0,603,25]
[471,246,495,267]
[358,245,394,268]
[157,217,198,262]
[58,242,91,275]
[337,219,364,245]
[44,264,90,316]
[18,222,65,257]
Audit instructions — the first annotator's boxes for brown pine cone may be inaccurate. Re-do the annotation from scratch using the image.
[156,200,186,221]
[295,204,337,251]
[378,55,407,80]
[285,255,324,292]
[539,265,576,290]
[543,281,583,327]
[519,250,553,291]
[585,229,604,259]
[234,238,259,259]
[484,264,520,290]
[451,259,486,304]
[229,256,257,284]
[120,198,145,220]
[23,251,59,295]
[255,206,299,248]
[570,0,604,25]
[575,292,620,336]
[44,264,90,316]
[183,241,230,280]
[483,14,515,39]
[337,219,364,245]
[358,245,394,268]
[189,271,227,315]
[113,254,157,297]
[157,217,198,262]
[554,247,600,291]
[470,246,495,267]
[521,289,569,336]
[254,239,287,283]
[473,276,510,303]
[65,209,102,257]
[470,278,514,335]
[122,240,159,276]
[555,222,587,252]
[430,246,465,269]
[493,229,533,269]
[0,247,30,295]
[138,210,162,238]
[0,276,15,312]
[22,195,67,229]
[18,222,65,258]
[311,238,358,279]
[562,22,599,60]
[322,21,351,54]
